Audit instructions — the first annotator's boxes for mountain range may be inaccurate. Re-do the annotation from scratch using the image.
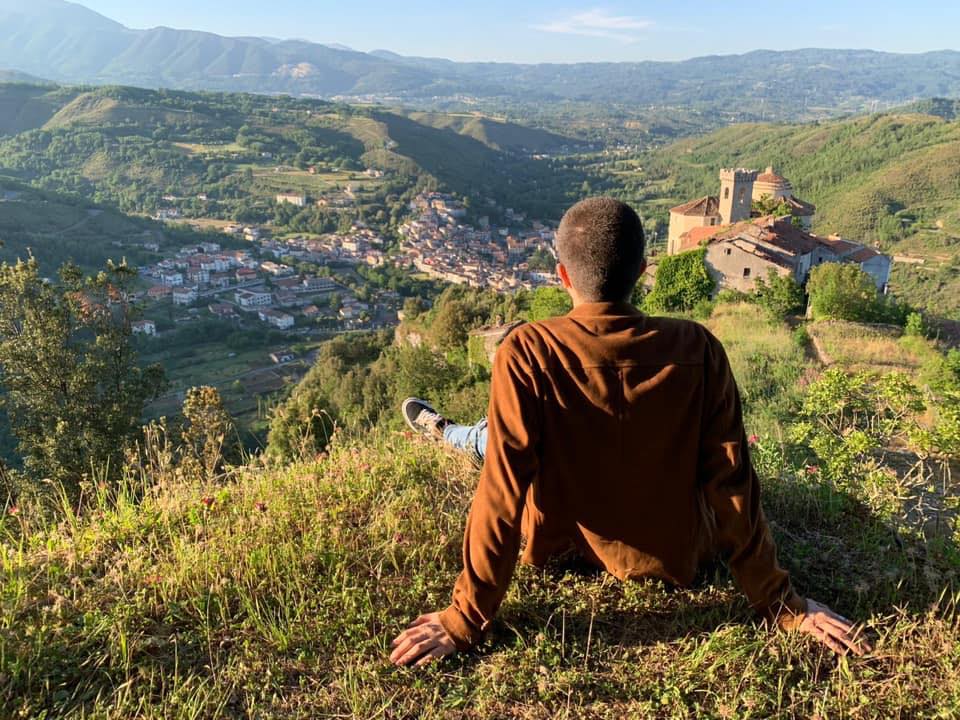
[2,0,960,120]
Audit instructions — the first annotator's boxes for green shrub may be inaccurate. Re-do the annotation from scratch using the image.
[807,263,903,323]
[904,311,927,337]
[643,247,715,313]
[753,269,805,320]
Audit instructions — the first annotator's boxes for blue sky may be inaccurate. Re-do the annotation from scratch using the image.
[77,1,960,63]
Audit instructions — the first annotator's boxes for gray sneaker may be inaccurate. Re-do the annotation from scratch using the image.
[402,398,449,440]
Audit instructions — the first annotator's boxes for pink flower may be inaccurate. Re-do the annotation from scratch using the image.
[7,506,19,516]
[360,463,372,472]
[805,465,819,475]
[201,496,215,508]
[254,501,268,513]
[748,434,759,446]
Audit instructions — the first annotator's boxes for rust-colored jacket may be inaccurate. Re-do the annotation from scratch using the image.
[438,301,806,650]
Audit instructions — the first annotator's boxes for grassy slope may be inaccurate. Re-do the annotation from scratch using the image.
[404,111,581,153]
[0,83,77,135]
[3,304,959,718]
[0,182,164,272]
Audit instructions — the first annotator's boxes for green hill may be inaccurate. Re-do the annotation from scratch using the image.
[403,111,584,153]
[2,1,960,120]
[0,83,76,135]
[640,111,960,241]
[0,180,179,272]
[632,109,960,316]
[0,83,588,223]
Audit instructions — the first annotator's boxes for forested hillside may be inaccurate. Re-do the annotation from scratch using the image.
[0,83,589,226]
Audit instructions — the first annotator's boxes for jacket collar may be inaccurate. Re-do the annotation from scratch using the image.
[567,301,642,318]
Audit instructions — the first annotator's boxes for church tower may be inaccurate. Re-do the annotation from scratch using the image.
[718,168,757,225]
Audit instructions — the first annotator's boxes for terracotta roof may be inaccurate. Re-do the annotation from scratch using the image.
[848,247,881,262]
[817,236,862,255]
[679,215,820,256]
[756,166,788,184]
[749,217,820,255]
[670,195,720,217]
[727,237,796,271]
[782,195,816,216]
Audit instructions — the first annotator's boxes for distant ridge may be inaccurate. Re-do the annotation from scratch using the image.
[0,69,47,84]
[0,1,959,119]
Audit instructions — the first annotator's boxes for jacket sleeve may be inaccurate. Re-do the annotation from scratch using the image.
[439,331,541,650]
[699,331,807,629]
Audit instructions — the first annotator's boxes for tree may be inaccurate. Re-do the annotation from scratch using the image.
[643,247,715,313]
[753,269,805,319]
[431,299,473,350]
[807,263,881,322]
[528,286,572,321]
[0,258,166,496]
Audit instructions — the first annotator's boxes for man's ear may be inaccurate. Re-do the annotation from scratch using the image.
[557,262,573,289]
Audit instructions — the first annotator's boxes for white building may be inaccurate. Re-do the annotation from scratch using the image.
[132,319,156,336]
[258,309,295,329]
[260,261,295,277]
[172,286,199,306]
[160,272,184,287]
[276,193,307,207]
[236,289,273,308]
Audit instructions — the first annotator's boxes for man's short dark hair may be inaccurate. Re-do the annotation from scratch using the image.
[555,197,645,302]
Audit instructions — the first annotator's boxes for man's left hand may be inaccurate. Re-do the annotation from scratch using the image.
[389,611,458,667]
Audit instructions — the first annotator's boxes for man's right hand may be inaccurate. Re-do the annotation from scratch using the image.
[796,598,872,656]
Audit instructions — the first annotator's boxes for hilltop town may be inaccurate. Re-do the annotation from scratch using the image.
[397,192,559,291]
[666,167,891,292]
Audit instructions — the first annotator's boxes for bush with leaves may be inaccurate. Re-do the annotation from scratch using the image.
[528,286,572,321]
[0,257,165,501]
[753,269,805,320]
[643,247,715,313]
[807,262,907,324]
[790,369,926,517]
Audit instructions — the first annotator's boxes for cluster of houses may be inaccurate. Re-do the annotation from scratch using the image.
[397,193,559,290]
[136,232,379,334]
[141,241,259,305]
[255,225,388,268]
[666,168,891,292]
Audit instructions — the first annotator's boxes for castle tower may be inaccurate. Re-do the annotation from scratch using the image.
[718,168,757,225]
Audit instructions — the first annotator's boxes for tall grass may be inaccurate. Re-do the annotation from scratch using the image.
[1,305,958,717]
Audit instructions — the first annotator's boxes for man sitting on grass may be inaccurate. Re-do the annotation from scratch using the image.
[390,197,869,667]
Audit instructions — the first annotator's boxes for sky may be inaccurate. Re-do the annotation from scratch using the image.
[76,0,960,64]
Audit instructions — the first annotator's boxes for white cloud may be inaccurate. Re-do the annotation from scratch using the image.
[533,8,654,43]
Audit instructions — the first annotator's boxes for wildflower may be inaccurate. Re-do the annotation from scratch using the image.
[747,434,759,446]
[254,501,268,513]
[144,574,162,585]
[7,506,19,517]
[360,463,372,472]
[201,495,215,508]
[805,465,819,475]
[394,533,405,544]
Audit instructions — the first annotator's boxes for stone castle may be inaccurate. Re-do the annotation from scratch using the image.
[667,167,815,255]
[663,167,890,293]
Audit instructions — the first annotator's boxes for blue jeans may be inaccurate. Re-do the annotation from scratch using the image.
[443,418,487,467]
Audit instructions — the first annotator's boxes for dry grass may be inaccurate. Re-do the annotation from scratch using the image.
[807,321,925,372]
